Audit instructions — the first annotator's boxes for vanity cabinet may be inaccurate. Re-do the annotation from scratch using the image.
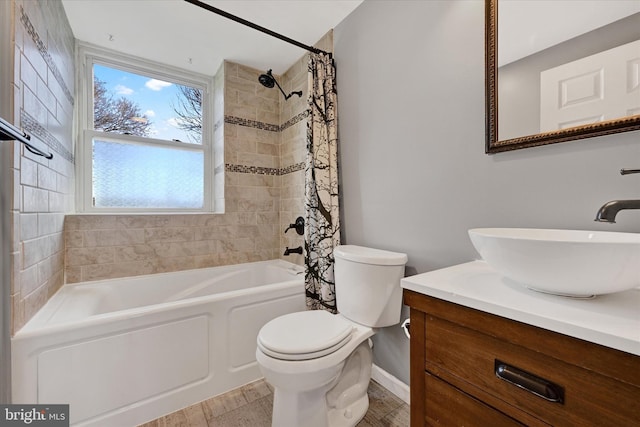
[404,290,640,426]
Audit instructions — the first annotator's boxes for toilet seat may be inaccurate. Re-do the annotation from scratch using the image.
[257,310,354,361]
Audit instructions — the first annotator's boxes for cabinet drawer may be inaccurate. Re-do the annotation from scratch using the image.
[425,314,640,426]
[425,372,526,426]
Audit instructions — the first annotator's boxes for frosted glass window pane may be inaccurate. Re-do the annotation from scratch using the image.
[92,140,204,209]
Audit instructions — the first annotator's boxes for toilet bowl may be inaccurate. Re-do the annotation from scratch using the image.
[256,245,408,427]
[256,311,374,427]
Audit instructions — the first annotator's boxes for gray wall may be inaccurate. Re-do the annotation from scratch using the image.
[334,0,640,386]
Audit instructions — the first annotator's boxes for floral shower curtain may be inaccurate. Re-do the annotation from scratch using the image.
[304,52,341,313]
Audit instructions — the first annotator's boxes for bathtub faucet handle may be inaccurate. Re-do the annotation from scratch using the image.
[284,217,305,235]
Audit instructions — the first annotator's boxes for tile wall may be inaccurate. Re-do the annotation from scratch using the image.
[11,0,75,333]
[63,28,334,283]
[278,53,308,265]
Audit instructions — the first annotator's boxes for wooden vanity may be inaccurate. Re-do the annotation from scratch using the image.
[402,261,640,426]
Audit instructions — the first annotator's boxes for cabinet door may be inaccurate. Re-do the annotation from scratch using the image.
[425,372,527,427]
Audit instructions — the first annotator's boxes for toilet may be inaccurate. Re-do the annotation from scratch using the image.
[256,245,408,427]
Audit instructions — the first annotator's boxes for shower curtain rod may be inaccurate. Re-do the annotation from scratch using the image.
[183,0,331,56]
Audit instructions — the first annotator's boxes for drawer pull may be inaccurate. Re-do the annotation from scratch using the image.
[495,360,564,403]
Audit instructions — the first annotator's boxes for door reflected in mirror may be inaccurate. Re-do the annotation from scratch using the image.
[486,0,640,153]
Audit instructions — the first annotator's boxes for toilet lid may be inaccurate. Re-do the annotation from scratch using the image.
[258,310,354,361]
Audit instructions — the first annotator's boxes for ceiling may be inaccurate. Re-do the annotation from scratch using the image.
[61,0,363,76]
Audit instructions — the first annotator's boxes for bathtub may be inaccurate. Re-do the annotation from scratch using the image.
[12,259,306,426]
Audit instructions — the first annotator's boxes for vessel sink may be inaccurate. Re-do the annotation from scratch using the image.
[468,228,640,297]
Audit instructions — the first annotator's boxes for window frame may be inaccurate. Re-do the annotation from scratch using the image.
[76,43,215,213]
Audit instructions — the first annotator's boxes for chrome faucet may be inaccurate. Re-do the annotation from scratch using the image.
[594,168,640,223]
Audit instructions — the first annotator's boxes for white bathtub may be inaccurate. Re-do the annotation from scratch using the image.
[12,259,306,426]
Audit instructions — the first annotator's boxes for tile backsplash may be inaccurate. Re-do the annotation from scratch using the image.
[64,213,275,283]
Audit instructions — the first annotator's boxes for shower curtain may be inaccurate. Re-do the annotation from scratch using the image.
[304,52,341,313]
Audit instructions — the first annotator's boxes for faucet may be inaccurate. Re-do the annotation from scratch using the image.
[284,217,305,235]
[594,168,640,223]
[595,200,640,223]
[283,246,303,256]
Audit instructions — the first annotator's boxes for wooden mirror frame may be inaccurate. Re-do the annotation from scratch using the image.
[485,0,640,153]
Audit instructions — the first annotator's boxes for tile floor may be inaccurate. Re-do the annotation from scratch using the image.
[139,379,409,427]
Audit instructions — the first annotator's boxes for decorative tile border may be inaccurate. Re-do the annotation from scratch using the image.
[280,110,310,132]
[220,109,310,134]
[21,110,75,163]
[225,162,304,176]
[225,116,279,132]
[280,162,305,175]
[226,164,279,176]
[19,6,74,106]
[219,109,309,176]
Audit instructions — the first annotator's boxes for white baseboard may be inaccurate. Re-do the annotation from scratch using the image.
[371,364,410,404]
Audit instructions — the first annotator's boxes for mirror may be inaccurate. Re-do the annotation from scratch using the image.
[486,0,640,153]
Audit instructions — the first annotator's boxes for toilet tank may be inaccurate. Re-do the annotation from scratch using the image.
[334,245,408,327]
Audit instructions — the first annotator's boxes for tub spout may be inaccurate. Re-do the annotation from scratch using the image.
[283,246,303,256]
[594,200,640,223]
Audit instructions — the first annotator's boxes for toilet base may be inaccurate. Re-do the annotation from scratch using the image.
[328,394,368,427]
[271,385,369,427]
[272,383,335,427]
[267,340,372,427]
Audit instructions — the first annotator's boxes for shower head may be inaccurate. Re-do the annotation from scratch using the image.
[258,70,276,88]
[258,69,302,101]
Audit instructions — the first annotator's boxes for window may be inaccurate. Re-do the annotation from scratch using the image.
[77,44,214,212]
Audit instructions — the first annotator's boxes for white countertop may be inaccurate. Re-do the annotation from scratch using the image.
[401,261,640,356]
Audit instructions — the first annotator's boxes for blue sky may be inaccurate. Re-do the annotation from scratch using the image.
[94,64,200,143]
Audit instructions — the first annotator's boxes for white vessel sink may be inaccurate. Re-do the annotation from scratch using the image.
[468,228,640,297]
